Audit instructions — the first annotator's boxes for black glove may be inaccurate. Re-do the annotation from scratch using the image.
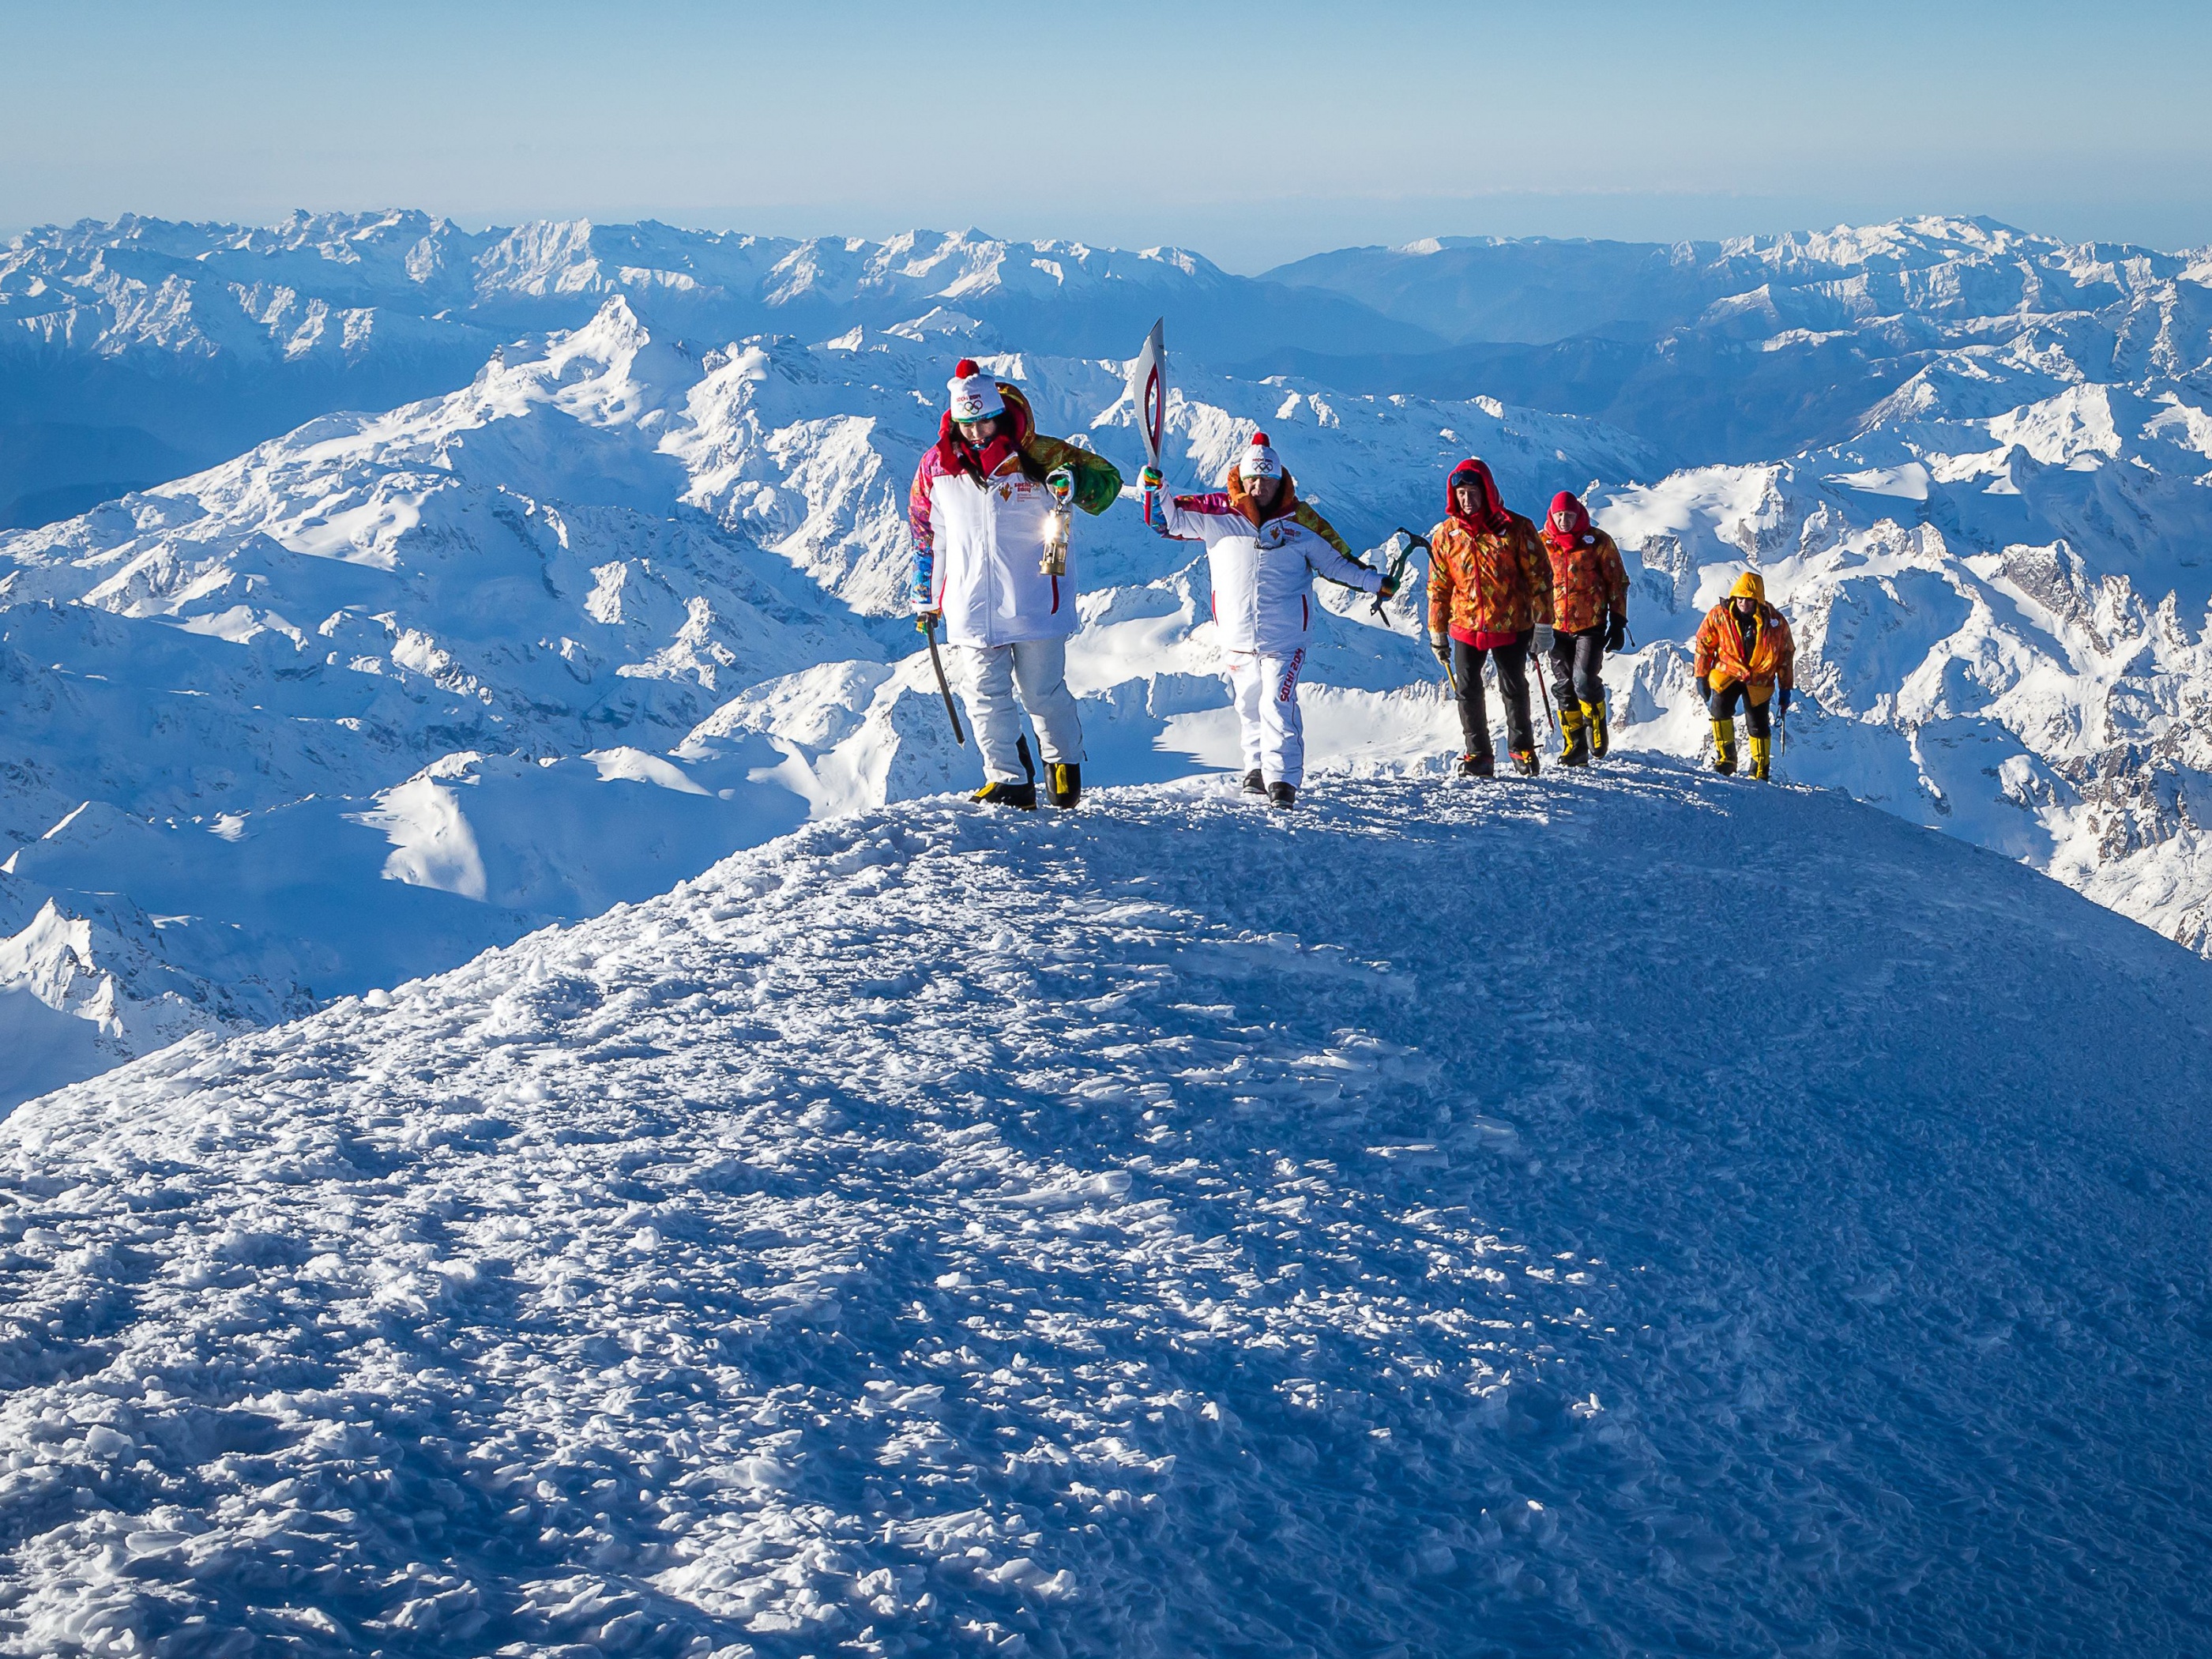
[1604,612,1627,653]
[1778,686,1792,715]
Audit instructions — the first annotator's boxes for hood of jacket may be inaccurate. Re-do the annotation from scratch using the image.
[1446,458,1513,536]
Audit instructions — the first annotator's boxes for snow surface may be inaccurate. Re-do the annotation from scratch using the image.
[1259,216,2212,464]
[4,768,2210,1655]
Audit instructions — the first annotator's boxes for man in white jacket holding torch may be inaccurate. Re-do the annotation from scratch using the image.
[1142,432,1396,809]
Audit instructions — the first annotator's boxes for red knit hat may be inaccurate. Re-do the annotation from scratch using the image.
[1543,490,1594,551]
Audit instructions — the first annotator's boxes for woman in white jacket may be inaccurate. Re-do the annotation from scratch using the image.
[911,360,1121,807]
[1142,433,1394,808]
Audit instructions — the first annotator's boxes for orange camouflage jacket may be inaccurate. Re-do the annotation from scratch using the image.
[1427,512,1555,641]
[1544,529,1630,634]
[1694,600,1796,691]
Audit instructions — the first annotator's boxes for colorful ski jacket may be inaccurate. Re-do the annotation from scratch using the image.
[1146,467,1380,656]
[1694,581,1796,692]
[1426,460,1553,645]
[908,382,1122,648]
[1541,508,1630,636]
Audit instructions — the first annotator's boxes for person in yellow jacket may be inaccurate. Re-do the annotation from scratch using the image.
[1691,571,1795,781]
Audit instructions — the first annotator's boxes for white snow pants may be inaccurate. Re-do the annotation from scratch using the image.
[959,639,1084,784]
[1228,647,1306,788]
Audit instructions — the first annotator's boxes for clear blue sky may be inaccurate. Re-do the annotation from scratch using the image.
[5,0,2209,269]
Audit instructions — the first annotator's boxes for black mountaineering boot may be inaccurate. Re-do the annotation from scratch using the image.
[972,780,1038,810]
[1456,750,1494,780]
[1048,762,1082,809]
[1268,782,1297,811]
[1509,747,1540,777]
[1242,768,1266,796]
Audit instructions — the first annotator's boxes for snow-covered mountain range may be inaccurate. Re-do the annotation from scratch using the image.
[0,213,1435,528]
[1262,216,2212,459]
[5,211,2212,1103]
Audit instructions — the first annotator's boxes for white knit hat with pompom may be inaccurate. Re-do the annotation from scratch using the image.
[947,359,1006,423]
[1236,431,1282,480]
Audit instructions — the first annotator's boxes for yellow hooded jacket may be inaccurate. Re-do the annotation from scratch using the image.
[1693,571,1795,696]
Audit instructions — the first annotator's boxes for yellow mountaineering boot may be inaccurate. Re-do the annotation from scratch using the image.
[1710,717,1737,777]
[1749,735,1773,781]
[1584,697,1609,759]
[1559,701,1590,767]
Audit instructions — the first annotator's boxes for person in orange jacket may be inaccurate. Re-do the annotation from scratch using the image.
[1537,491,1630,767]
[1692,570,1795,780]
[1427,458,1554,777]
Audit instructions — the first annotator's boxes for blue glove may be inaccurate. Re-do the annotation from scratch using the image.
[1778,686,1792,715]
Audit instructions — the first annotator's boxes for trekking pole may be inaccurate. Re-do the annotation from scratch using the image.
[921,616,966,746]
[1534,654,1558,734]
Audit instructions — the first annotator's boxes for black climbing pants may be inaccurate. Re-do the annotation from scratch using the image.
[1709,679,1774,739]
[1549,626,1605,710]
[1450,634,1534,758]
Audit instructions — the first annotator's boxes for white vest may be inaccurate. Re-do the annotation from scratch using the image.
[928,469,1076,648]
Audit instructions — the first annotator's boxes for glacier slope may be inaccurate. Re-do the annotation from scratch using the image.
[3,769,2210,1657]
[1588,371,2212,953]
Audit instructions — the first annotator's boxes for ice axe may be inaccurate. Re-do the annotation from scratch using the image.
[920,615,965,746]
[1393,529,1460,695]
[1369,527,1428,628]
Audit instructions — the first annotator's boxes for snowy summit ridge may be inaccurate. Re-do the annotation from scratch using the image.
[5,773,2210,1654]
